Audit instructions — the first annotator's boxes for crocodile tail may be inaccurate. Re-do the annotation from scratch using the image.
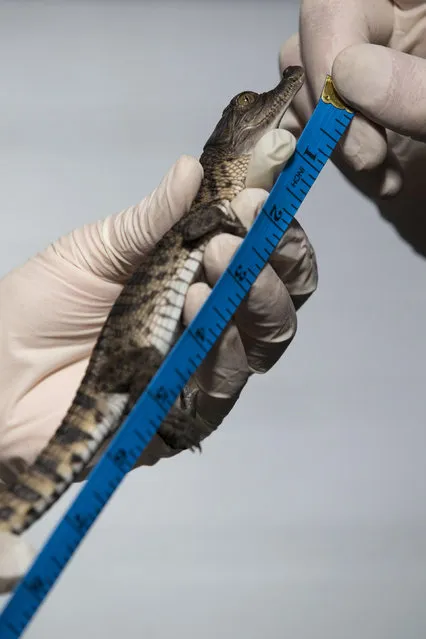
[0,389,128,593]
[0,389,128,537]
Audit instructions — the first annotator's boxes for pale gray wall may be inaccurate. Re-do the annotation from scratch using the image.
[1,2,426,638]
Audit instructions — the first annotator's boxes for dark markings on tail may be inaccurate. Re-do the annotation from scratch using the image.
[55,423,93,445]
[126,270,150,287]
[74,391,96,410]
[33,456,64,483]
[0,506,14,521]
[10,483,41,503]
[70,453,85,466]
[94,409,105,422]
[108,302,134,317]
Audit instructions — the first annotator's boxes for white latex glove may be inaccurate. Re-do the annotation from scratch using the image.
[278,0,426,256]
[0,129,317,484]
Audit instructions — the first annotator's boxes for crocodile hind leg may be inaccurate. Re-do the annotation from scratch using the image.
[156,404,205,452]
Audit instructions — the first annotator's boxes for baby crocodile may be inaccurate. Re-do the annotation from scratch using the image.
[0,65,304,592]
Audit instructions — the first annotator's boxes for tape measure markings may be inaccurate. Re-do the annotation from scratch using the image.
[0,75,354,639]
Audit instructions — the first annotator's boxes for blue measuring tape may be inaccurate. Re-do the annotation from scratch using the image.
[0,75,354,638]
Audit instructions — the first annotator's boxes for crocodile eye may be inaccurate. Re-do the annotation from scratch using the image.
[236,92,257,107]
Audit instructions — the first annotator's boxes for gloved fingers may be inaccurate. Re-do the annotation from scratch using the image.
[278,29,402,199]
[331,42,426,198]
[231,126,318,304]
[271,218,318,307]
[52,155,203,283]
[245,128,296,190]
[298,0,394,175]
[278,29,387,179]
[182,282,251,428]
[278,9,401,197]
[333,44,426,143]
[231,188,318,306]
[200,234,297,374]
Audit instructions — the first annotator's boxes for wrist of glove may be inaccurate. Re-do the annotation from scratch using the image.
[0,128,317,483]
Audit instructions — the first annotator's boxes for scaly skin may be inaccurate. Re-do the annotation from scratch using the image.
[0,66,304,540]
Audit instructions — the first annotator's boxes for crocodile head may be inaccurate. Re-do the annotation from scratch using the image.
[203,65,304,157]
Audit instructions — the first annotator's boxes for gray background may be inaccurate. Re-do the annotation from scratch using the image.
[1,1,426,638]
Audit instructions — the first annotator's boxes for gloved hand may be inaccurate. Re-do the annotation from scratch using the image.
[0,129,317,485]
[278,0,426,256]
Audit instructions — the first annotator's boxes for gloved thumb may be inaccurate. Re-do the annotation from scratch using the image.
[333,44,426,143]
[52,155,203,283]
